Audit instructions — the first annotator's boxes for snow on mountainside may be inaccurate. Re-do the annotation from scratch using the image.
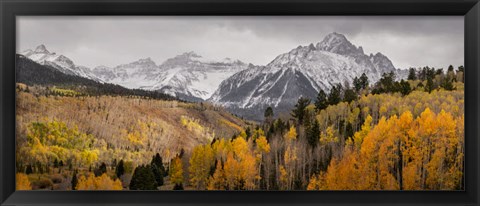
[92,57,161,89]
[20,45,101,82]
[209,32,403,120]
[147,52,248,101]
[92,52,248,101]
[20,45,248,102]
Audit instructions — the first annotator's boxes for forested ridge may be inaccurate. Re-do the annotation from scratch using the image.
[16,63,464,191]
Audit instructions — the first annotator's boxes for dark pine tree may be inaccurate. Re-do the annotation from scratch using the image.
[264,106,274,124]
[25,165,33,175]
[173,184,184,190]
[327,84,342,106]
[115,160,125,178]
[306,119,320,148]
[379,72,396,93]
[53,159,59,168]
[425,76,435,93]
[448,65,455,72]
[291,97,311,125]
[151,163,164,186]
[71,170,78,190]
[151,153,166,176]
[400,80,412,96]
[359,73,369,89]
[353,77,362,92]
[343,88,357,103]
[129,165,158,190]
[314,89,328,111]
[441,76,455,91]
[94,162,108,177]
[408,68,417,80]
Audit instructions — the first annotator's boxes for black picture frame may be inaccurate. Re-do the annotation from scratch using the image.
[1,0,479,205]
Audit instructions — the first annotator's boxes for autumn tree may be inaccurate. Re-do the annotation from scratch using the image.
[76,173,122,190]
[16,173,32,190]
[207,161,227,190]
[170,157,184,189]
[189,144,215,189]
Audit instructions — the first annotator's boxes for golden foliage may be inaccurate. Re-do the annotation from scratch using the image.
[16,173,32,190]
[189,144,215,189]
[311,108,464,190]
[169,157,184,185]
[76,173,122,190]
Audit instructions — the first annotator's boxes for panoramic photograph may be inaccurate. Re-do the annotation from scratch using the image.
[15,16,464,191]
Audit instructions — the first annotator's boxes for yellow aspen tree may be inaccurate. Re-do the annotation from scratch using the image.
[207,161,226,190]
[358,117,390,190]
[279,165,288,190]
[353,115,373,149]
[169,157,184,186]
[189,144,215,189]
[223,153,239,190]
[76,173,122,190]
[284,126,297,142]
[240,152,258,190]
[255,135,270,185]
[16,173,32,190]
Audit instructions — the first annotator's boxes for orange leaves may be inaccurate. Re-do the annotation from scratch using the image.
[284,126,297,141]
[255,136,271,156]
[311,108,464,191]
[76,173,122,190]
[16,173,32,190]
[189,144,215,189]
[169,157,184,185]
[207,161,226,190]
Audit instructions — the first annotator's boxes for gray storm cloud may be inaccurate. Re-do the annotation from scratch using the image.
[17,16,464,70]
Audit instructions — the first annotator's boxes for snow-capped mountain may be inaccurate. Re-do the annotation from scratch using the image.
[146,52,248,101]
[209,32,400,120]
[91,57,161,89]
[20,45,248,101]
[92,52,248,101]
[20,45,101,81]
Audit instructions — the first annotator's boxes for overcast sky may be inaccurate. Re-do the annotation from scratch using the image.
[17,16,463,69]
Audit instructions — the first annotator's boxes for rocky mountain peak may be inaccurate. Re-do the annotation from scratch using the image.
[136,57,156,65]
[34,44,50,54]
[316,32,363,56]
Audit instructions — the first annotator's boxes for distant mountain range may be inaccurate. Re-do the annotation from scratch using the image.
[18,32,408,120]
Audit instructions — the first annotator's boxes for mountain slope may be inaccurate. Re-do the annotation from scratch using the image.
[209,32,400,120]
[16,54,177,101]
[21,46,248,102]
[147,52,248,101]
[20,45,101,81]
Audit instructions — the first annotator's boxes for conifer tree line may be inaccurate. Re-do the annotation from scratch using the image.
[15,65,464,191]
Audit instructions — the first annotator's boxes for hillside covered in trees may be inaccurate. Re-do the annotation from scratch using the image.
[15,62,464,191]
